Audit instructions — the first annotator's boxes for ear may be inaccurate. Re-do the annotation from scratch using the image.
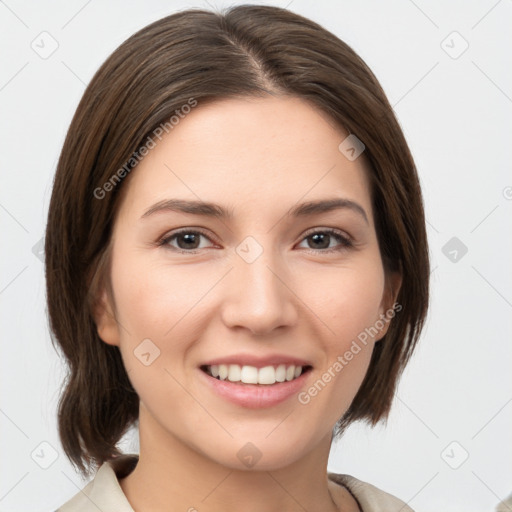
[375,269,403,341]
[91,287,121,347]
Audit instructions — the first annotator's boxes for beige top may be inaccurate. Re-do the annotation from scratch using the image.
[56,454,414,512]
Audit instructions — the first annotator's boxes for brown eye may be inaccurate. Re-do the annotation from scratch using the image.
[160,230,215,252]
[298,229,353,253]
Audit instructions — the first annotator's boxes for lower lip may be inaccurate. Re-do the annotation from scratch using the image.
[198,368,311,409]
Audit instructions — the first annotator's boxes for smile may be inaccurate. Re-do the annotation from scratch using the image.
[201,364,312,385]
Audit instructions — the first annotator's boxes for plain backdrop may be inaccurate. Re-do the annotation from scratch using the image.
[0,1,511,511]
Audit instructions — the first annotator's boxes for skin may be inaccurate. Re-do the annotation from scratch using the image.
[94,95,401,512]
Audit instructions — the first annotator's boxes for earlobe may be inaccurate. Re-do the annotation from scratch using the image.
[92,288,121,347]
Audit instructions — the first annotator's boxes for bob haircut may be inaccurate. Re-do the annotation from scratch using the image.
[45,4,430,477]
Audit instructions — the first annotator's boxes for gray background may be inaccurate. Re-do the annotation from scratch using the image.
[1,0,511,510]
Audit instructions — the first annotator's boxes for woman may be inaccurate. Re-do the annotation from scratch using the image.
[47,4,429,511]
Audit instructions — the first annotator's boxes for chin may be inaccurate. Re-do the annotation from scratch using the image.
[198,429,317,472]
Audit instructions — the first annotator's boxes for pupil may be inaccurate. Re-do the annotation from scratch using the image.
[179,233,199,249]
[310,233,329,249]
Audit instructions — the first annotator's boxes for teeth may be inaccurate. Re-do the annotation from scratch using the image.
[275,364,286,382]
[240,365,258,384]
[218,364,228,380]
[228,364,241,382]
[258,366,275,385]
[206,364,306,385]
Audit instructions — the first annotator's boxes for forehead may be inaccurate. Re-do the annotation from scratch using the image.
[118,95,373,223]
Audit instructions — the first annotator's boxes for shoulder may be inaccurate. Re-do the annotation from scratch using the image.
[328,472,415,512]
[55,454,138,512]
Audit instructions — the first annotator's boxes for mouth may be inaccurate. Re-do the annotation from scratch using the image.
[200,364,313,385]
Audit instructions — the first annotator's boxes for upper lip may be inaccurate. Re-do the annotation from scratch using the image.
[200,353,313,369]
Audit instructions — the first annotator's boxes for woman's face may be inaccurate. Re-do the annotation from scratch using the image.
[95,95,400,470]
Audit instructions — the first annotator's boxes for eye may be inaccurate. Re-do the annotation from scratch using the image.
[158,228,353,254]
[297,229,353,253]
[159,229,216,253]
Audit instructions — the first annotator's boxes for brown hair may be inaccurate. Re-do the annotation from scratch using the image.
[45,4,430,477]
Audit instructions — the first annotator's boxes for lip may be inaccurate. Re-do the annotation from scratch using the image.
[198,366,312,409]
[200,353,312,369]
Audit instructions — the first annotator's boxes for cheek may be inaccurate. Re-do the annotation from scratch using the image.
[109,257,196,405]
[300,258,386,344]
[111,253,203,339]
[297,260,384,411]
[109,250,221,393]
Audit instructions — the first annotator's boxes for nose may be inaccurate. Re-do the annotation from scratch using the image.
[220,244,299,336]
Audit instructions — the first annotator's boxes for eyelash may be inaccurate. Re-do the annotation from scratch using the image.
[158,228,354,254]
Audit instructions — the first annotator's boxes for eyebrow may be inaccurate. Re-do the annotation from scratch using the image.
[141,197,369,225]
